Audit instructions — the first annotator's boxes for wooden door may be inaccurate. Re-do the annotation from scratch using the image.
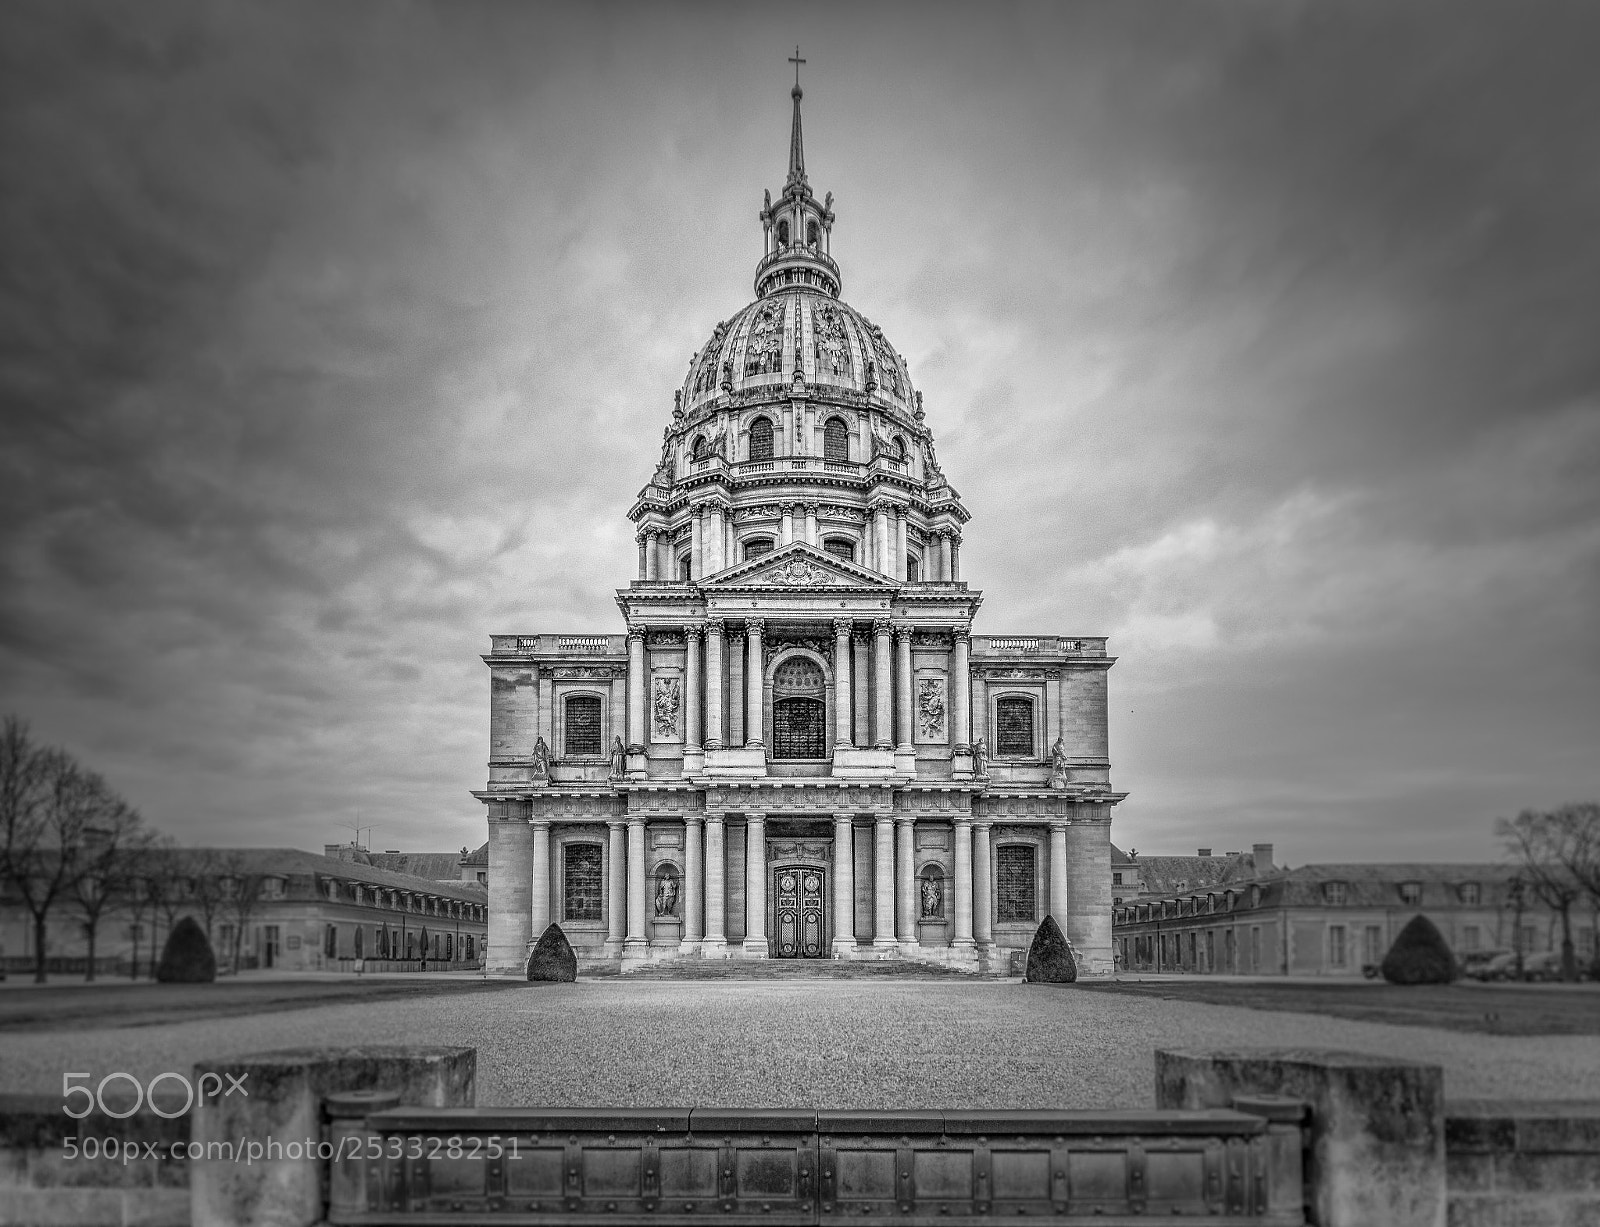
[772,867,827,958]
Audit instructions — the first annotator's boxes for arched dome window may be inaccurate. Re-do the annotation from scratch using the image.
[771,656,826,760]
[892,435,907,463]
[743,537,774,560]
[807,220,818,246]
[691,435,708,462]
[824,417,849,462]
[822,537,855,562]
[906,554,920,582]
[748,416,773,462]
[777,220,790,246]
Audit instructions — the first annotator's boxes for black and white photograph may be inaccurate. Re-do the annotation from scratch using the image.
[2,3,1598,1224]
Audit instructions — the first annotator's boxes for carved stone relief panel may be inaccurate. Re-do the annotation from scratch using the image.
[916,676,947,743]
[767,840,832,862]
[651,675,682,741]
[765,636,835,667]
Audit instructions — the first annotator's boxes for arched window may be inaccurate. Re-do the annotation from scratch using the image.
[748,416,774,461]
[679,556,692,582]
[771,656,826,759]
[777,220,790,245]
[743,537,774,560]
[807,219,818,246]
[822,537,855,562]
[691,435,708,463]
[919,866,945,919]
[564,695,603,757]
[906,554,920,582]
[995,696,1034,756]
[824,417,849,462]
[563,843,603,921]
[996,845,1036,922]
[893,435,907,463]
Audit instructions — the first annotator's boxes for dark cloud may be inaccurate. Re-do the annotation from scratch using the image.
[1,0,1596,861]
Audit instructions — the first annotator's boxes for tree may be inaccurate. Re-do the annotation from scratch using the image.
[1380,914,1457,984]
[155,915,216,983]
[1498,806,1591,982]
[69,795,152,981]
[215,852,267,973]
[121,835,174,980]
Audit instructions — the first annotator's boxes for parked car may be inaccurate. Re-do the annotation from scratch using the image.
[1475,951,1523,981]
[1458,949,1511,980]
[1519,951,1564,982]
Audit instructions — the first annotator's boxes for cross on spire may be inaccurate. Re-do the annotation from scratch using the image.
[789,46,806,93]
[786,47,807,187]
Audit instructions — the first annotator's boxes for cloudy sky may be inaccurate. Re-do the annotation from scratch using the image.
[2,0,1596,865]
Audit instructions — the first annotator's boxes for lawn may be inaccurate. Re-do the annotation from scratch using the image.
[1073,978,1600,1036]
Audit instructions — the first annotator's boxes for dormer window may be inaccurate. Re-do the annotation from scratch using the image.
[1458,882,1481,905]
[1399,881,1422,906]
[1323,881,1347,906]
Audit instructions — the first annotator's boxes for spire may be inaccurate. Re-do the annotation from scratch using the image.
[786,46,807,190]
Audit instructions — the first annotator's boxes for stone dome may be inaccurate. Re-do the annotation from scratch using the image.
[678,291,917,418]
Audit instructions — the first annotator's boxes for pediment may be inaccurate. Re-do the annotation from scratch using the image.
[702,542,898,590]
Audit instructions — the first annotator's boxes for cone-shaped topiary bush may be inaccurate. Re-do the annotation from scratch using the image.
[1380,914,1457,985]
[1024,915,1079,983]
[526,922,578,982]
[156,916,216,983]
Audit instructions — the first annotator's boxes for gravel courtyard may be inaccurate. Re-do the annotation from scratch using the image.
[4,979,1597,1108]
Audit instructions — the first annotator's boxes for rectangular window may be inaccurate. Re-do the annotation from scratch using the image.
[1112,872,1123,886]
[564,695,603,757]
[995,845,1036,923]
[1364,925,1384,964]
[995,697,1034,757]
[1329,925,1347,968]
[1461,925,1481,952]
[1250,926,1261,972]
[563,844,603,922]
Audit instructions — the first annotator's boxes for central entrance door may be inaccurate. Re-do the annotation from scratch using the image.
[772,865,828,958]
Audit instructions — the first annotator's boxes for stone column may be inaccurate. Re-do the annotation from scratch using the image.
[872,618,893,748]
[625,817,648,957]
[950,535,961,581]
[606,820,625,957]
[743,815,767,956]
[690,505,703,580]
[973,821,993,948]
[727,629,745,746]
[487,819,532,973]
[895,510,908,579]
[659,533,673,581]
[951,628,971,752]
[852,631,871,747]
[704,618,725,750]
[939,531,953,582]
[894,625,914,753]
[952,817,975,950]
[832,814,855,957]
[745,618,765,747]
[530,820,552,936]
[1067,814,1112,973]
[683,623,702,775]
[681,815,703,954]
[780,503,794,545]
[703,814,727,957]
[626,627,647,751]
[1049,820,1069,924]
[832,618,853,747]
[645,529,660,580]
[872,815,896,950]
[804,502,819,546]
[636,532,647,579]
[873,506,889,575]
[895,816,917,949]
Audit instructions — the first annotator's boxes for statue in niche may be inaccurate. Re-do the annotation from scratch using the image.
[1049,736,1070,788]
[917,679,946,742]
[720,360,733,391]
[653,677,681,739]
[972,737,989,778]
[763,188,772,216]
[654,871,680,918]
[531,736,551,779]
[920,875,943,919]
[608,736,626,780]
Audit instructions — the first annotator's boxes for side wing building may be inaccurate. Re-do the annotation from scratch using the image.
[477,78,1126,975]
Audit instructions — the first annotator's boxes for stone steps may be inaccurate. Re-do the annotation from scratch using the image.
[613,958,1001,980]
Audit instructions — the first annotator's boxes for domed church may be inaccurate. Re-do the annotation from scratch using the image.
[476,69,1125,975]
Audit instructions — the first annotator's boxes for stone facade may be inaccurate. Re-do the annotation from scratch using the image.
[476,78,1125,975]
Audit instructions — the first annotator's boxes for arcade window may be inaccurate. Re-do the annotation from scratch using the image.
[748,416,774,461]
[823,537,855,562]
[564,695,603,757]
[996,845,1036,923]
[824,417,850,461]
[563,843,603,922]
[744,538,774,560]
[995,696,1034,756]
